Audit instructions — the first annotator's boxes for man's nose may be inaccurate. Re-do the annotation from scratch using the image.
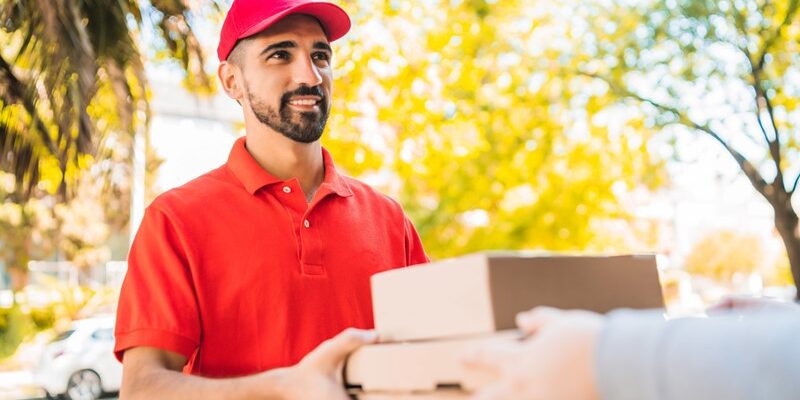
[292,56,323,87]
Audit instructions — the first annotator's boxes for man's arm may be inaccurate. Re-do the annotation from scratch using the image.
[120,347,286,400]
[120,328,375,400]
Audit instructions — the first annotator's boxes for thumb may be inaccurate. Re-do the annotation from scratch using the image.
[303,328,378,371]
[515,306,563,335]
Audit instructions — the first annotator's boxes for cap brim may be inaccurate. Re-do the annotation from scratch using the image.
[240,2,351,43]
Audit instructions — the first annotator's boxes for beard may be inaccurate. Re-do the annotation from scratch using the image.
[246,85,330,143]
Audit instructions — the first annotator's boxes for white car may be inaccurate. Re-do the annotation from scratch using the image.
[33,315,121,400]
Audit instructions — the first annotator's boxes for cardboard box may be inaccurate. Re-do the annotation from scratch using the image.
[345,331,521,396]
[371,252,663,342]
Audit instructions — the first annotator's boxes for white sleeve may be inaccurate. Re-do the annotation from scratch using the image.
[596,308,800,400]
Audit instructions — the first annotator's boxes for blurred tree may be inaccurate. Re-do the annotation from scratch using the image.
[0,0,221,286]
[766,251,795,287]
[684,229,765,282]
[577,0,800,297]
[0,171,56,292]
[326,0,667,258]
[54,175,112,276]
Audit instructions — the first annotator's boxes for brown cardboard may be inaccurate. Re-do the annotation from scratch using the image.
[371,252,663,342]
[345,331,520,395]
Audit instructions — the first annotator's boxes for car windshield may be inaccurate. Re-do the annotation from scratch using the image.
[51,329,75,343]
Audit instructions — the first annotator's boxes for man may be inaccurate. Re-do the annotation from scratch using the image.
[464,298,800,400]
[114,1,428,398]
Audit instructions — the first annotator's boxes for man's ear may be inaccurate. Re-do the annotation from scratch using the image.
[218,61,244,103]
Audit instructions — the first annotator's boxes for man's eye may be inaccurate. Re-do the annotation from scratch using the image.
[269,51,290,60]
[313,52,331,62]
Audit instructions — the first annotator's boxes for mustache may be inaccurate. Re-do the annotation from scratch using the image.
[281,86,325,104]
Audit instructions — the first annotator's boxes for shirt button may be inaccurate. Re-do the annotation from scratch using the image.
[304,219,310,228]
[282,186,291,194]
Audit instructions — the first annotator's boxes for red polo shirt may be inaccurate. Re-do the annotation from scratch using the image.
[114,137,428,376]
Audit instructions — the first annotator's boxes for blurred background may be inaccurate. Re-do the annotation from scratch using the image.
[0,0,798,398]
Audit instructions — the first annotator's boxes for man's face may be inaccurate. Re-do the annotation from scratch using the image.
[236,15,333,143]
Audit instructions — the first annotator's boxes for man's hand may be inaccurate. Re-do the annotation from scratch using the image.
[120,328,376,400]
[275,328,377,399]
[462,307,604,400]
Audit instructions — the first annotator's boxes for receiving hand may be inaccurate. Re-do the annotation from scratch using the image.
[462,307,604,400]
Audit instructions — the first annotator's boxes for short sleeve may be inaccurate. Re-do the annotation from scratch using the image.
[114,204,201,362]
[403,214,430,266]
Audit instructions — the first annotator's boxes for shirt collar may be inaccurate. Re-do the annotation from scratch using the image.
[226,137,353,198]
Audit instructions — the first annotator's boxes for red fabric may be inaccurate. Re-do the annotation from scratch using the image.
[217,0,351,61]
[115,137,428,376]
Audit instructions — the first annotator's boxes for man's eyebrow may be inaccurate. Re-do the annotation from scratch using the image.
[313,42,332,53]
[259,41,296,56]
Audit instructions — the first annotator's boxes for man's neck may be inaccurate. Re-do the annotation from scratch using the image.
[244,127,324,202]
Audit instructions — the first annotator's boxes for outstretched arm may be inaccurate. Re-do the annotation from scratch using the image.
[120,328,376,400]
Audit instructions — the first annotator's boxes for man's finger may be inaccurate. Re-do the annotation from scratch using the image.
[515,306,563,335]
[304,328,377,371]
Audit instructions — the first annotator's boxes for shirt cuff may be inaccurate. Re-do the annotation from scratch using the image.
[115,328,199,363]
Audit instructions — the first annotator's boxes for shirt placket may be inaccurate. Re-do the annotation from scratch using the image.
[276,180,326,276]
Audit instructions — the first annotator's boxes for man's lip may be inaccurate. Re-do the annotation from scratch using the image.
[287,96,322,102]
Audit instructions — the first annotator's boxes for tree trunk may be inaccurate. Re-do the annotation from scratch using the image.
[773,200,800,301]
[8,267,27,306]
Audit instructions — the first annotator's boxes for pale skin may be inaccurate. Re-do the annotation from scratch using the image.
[464,298,799,400]
[463,307,604,400]
[119,15,371,400]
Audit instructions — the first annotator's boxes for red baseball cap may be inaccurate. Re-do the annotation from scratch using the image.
[217,0,351,61]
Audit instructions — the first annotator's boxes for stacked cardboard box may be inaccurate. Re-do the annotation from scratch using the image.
[345,252,664,399]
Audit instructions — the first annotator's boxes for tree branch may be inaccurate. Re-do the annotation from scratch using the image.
[743,47,784,192]
[731,0,795,182]
[582,71,775,203]
[753,85,774,147]
[791,173,800,195]
[750,0,798,166]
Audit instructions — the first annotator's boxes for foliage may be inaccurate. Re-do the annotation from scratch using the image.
[325,0,668,259]
[0,0,224,282]
[29,305,55,331]
[766,251,795,287]
[684,229,766,281]
[0,168,115,285]
[575,0,799,291]
[54,177,112,271]
[0,0,222,199]
[0,171,57,289]
[0,306,34,360]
